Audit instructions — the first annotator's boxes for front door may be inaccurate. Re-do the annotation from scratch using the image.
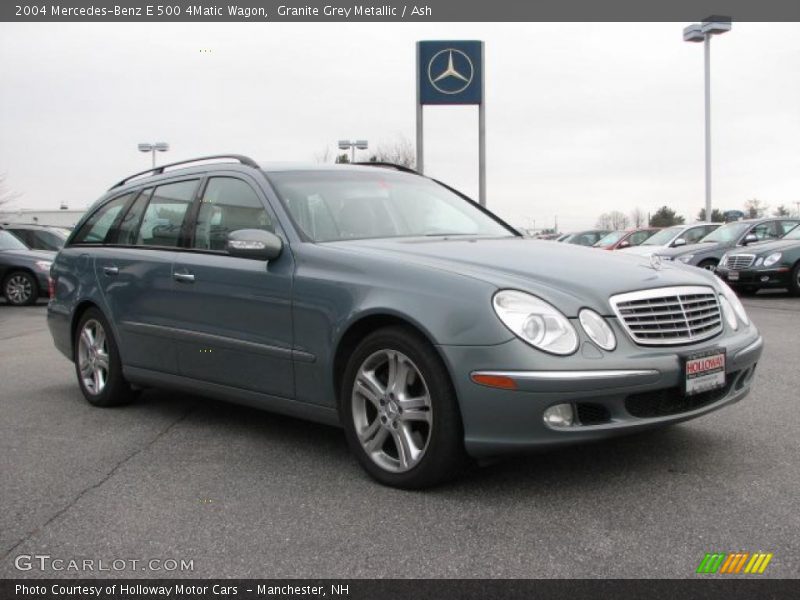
[170,175,295,399]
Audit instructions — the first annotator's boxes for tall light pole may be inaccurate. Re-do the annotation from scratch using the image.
[338,140,368,163]
[683,16,731,223]
[138,142,170,168]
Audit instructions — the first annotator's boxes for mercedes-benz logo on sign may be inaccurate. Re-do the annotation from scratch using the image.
[427,48,474,95]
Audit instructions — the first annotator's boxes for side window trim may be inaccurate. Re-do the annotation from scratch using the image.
[69,192,134,246]
[108,187,153,246]
[136,178,200,249]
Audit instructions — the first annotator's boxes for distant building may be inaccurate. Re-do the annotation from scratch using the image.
[0,207,87,228]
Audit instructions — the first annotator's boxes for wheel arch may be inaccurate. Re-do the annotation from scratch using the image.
[70,300,102,359]
[331,311,458,410]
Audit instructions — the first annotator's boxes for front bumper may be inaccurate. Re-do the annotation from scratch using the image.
[438,322,763,458]
[716,265,792,289]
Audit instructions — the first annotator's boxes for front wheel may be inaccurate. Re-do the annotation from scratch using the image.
[74,308,135,407]
[340,327,466,489]
[789,262,800,297]
[698,259,719,272]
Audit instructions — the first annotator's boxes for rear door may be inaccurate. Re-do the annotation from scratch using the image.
[94,179,199,374]
[170,173,295,398]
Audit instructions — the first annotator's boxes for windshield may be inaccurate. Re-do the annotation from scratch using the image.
[268,170,515,242]
[699,222,750,243]
[594,231,625,246]
[640,226,681,246]
[783,224,800,240]
[0,230,29,251]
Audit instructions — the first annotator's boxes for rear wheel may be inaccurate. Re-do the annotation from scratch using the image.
[3,271,37,306]
[340,326,466,489]
[74,308,135,407]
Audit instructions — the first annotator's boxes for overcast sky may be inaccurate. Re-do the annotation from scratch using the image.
[1,22,799,230]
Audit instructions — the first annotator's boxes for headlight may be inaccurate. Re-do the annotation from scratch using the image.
[720,253,729,267]
[719,280,750,326]
[493,290,578,355]
[755,257,764,266]
[34,260,52,272]
[763,252,782,267]
[578,308,616,351]
[718,295,738,331]
[677,254,694,264]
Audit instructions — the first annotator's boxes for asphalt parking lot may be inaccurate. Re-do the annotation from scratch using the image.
[1,294,798,579]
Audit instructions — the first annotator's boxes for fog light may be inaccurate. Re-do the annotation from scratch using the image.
[543,403,574,427]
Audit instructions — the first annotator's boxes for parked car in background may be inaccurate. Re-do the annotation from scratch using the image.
[560,230,610,246]
[1,223,70,251]
[716,223,800,295]
[47,155,762,488]
[657,218,800,271]
[618,223,720,258]
[593,228,659,250]
[0,230,54,305]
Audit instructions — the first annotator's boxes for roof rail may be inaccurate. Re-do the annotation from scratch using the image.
[353,161,420,175]
[109,154,259,190]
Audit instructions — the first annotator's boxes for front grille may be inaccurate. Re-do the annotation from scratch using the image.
[610,286,722,346]
[625,371,739,418]
[724,254,755,269]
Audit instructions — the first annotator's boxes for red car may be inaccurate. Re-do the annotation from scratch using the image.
[593,228,660,250]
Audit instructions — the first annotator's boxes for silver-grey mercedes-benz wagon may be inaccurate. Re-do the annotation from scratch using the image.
[48,156,763,488]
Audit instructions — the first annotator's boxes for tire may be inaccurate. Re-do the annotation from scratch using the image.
[340,326,467,489]
[789,262,800,297]
[735,286,759,296]
[3,271,38,306]
[698,259,718,272]
[73,307,135,407]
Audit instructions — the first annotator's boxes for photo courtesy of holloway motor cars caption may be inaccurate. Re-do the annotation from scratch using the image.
[1,1,798,598]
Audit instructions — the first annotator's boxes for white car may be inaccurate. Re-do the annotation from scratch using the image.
[619,223,720,257]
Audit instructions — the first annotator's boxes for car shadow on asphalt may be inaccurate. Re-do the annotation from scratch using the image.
[123,387,730,497]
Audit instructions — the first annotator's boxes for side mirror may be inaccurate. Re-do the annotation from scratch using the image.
[742,233,758,245]
[226,229,282,261]
[618,240,630,248]
[672,238,686,247]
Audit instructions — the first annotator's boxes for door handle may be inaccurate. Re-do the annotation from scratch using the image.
[173,272,195,283]
[103,266,119,276]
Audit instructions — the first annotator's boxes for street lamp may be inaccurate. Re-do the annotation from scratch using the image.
[338,139,368,163]
[683,15,731,223]
[138,142,170,168]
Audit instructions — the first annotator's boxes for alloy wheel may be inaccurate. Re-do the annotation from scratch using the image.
[351,349,433,473]
[5,274,32,304]
[77,319,110,395]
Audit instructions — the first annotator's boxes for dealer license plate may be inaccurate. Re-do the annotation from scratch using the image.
[684,349,726,396]
[727,271,739,281]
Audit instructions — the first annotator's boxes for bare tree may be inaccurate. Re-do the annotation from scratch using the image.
[596,211,629,230]
[313,146,332,164]
[773,205,790,217]
[369,135,416,169]
[629,207,646,228]
[744,198,768,219]
[0,174,21,208]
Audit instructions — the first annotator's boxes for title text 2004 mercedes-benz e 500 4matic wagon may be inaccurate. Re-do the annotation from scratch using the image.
[47,156,763,488]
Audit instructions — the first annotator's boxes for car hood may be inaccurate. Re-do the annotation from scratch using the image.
[728,238,800,256]
[657,242,723,257]
[328,236,720,316]
[1,249,56,261]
